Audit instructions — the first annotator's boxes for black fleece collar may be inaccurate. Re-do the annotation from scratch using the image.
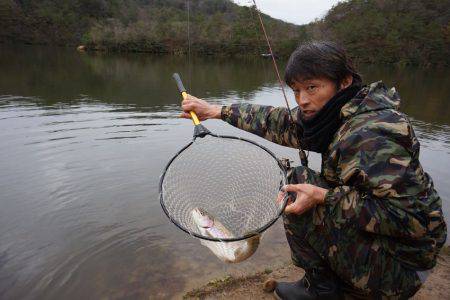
[298,83,362,153]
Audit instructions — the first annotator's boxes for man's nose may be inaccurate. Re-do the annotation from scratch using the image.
[296,92,310,107]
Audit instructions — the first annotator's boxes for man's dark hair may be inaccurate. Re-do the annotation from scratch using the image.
[284,41,362,88]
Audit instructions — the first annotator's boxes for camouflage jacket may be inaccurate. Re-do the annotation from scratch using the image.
[221,81,447,270]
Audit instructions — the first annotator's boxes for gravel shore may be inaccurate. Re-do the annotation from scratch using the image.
[184,246,450,299]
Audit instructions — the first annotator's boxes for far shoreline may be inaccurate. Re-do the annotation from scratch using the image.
[1,42,448,69]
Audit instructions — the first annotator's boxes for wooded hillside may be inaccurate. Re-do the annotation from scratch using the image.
[309,0,449,66]
[0,0,448,66]
[0,0,303,56]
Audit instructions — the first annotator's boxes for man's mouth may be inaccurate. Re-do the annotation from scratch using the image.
[302,110,316,118]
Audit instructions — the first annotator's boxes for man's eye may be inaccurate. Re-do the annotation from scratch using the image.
[307,85,317,91]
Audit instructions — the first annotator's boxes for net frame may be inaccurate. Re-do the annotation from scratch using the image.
[159,130,289,242]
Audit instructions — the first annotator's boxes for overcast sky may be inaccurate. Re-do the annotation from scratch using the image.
[233,0,341,25]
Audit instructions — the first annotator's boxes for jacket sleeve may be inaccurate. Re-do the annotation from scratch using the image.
[323,118,434,240]
[221,103,300,148]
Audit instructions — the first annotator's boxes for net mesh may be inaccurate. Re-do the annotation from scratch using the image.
[161,135,287,240]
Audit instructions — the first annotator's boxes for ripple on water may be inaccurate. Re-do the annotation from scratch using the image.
[0,95,189,299]
[412,119,450,153]
[24,225,178,300]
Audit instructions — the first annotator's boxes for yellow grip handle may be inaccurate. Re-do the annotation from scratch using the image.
[181,91,200,125]
[173,73,200,126]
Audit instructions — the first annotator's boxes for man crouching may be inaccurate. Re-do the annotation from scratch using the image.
[181,41,447,299]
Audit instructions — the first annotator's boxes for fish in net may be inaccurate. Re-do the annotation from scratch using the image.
[159,73,289,263]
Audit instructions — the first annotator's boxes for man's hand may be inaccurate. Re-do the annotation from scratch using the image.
[276,184,328,215]
[181,94,222,121]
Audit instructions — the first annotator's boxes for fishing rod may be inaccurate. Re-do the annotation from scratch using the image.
[251,0,309,166]
[251,0,291,115]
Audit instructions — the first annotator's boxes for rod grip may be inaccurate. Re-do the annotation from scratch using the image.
[173,73,187,94]
[172,73,200,125]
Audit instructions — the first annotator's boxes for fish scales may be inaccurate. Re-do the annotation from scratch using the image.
[191,208,260,263]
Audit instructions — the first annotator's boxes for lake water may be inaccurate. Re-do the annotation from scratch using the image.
[0,46,449,299]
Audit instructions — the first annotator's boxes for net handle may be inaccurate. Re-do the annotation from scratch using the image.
[173,73,201,125]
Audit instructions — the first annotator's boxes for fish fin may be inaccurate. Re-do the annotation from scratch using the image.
[234,247,243,259]
[231,236,261,263]
[248,234,261,248]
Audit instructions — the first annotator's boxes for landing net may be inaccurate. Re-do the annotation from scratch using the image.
[160,134,288,242]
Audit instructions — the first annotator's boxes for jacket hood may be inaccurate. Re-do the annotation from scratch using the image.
[341,81,401,120]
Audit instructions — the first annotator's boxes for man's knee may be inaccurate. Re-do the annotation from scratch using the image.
[305,224,422,298]
[282,210,328,270]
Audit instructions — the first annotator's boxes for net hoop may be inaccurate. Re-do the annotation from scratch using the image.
[159,131,289,242]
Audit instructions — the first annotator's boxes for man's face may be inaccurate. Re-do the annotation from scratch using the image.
[290,77,339,120]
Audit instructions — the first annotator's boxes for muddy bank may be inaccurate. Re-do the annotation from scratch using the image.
[184,247,450,299]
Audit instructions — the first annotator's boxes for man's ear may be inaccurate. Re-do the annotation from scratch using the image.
[340,75,353,90]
